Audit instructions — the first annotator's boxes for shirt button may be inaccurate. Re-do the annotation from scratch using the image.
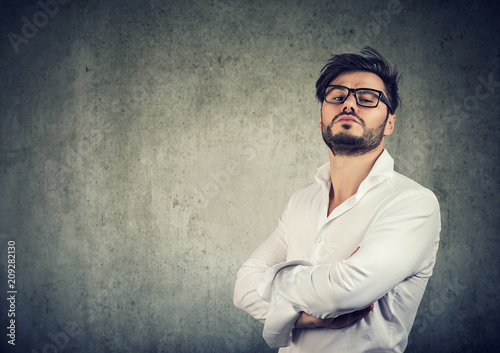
[316,236,322,243]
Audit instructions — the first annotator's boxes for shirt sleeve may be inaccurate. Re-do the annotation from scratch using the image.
[233,204,290,323]
[257,190,441,348]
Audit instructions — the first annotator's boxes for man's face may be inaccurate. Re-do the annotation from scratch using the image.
[320,71,396,156]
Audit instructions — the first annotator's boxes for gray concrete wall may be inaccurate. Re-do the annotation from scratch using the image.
[0,0,498,352]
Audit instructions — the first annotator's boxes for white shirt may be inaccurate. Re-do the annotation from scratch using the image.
[233,150,441,352]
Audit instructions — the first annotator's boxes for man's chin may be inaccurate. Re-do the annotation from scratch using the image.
[340,123,355,130]
[331,132,364,145]
[331,124,364,137]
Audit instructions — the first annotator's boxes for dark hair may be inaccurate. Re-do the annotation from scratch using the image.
[315,47,400,114]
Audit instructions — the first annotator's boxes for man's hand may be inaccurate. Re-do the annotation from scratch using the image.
[294,304,374,329]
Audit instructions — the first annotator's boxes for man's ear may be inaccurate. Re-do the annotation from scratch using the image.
[384,114,396,136]
[319,107,323,128]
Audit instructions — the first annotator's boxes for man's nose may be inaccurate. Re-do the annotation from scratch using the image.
[342,93,357,112]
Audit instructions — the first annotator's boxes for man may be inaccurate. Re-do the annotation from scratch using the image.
[233,47,441,352]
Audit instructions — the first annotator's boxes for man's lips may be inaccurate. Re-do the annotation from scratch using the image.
[336,115,359,124]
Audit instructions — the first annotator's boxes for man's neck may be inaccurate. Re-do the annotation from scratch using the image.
[327,146,384,214]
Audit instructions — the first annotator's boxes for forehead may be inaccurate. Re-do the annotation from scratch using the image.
[331,71,386,92]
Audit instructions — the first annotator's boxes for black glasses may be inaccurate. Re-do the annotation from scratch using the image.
[324,85,393,113]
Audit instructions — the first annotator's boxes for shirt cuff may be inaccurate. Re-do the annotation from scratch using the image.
[262,296,300,347]
[257,260,312,348]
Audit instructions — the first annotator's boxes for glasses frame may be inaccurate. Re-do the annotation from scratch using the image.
[324,85,393,114]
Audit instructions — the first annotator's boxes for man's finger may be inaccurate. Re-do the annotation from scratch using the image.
[363,304,375,314]
[356,304,375,320]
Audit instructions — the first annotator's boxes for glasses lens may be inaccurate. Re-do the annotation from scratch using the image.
[355,90,380,107]
[325,86,348,104]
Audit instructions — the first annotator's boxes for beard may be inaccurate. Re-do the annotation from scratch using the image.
[322,112,388,157]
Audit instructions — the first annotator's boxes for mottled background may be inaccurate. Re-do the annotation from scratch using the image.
[0,0,499,352]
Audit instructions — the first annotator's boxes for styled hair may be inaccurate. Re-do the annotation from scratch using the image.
[315,47,400,114]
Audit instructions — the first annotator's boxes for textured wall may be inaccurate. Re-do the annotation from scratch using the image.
[0,0,499,352]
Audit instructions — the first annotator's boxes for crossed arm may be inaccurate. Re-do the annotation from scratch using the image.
[234,191,440,346]
[294,245,372,329]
